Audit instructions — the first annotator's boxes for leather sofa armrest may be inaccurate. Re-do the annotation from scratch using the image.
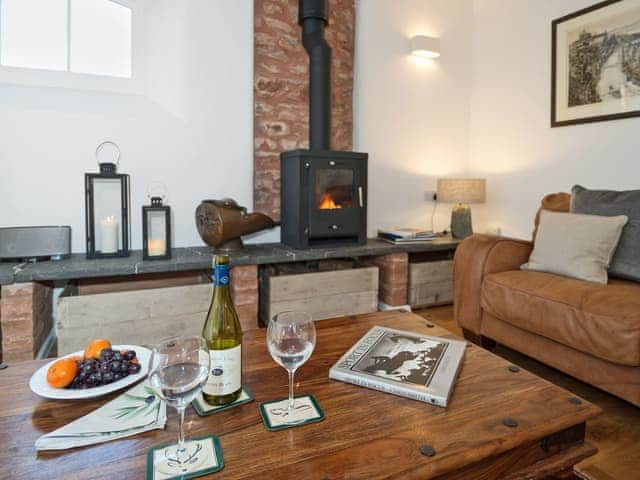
[453,234,533,334]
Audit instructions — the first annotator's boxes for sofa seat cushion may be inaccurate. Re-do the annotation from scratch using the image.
[480,270,640,366]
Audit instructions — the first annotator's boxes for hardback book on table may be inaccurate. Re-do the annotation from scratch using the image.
[329,326,466,407]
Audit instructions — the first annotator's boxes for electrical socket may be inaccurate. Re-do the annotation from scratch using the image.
[424,190,437,202]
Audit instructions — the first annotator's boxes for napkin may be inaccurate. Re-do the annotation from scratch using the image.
[35,381,166,451]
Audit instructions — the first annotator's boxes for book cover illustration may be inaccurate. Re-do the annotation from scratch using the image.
[351,331,448,388]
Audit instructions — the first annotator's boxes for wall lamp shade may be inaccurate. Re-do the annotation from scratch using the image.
[410,35,441,59]
[437,178,486,240]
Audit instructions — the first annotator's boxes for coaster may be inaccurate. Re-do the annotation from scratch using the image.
[259,394,325,431]
[146,434,224,480]
[192,386,254,417]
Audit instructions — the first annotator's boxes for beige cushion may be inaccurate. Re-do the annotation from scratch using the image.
[521,210,627,284]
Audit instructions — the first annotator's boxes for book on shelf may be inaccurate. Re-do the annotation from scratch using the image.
[377,228,442,244]
[378,236,437,245]
[377,228,436,240]
[329,326,466,407]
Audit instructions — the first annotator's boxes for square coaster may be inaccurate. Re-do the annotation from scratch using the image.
[259,394,325,431]
[146,434,224,480]
[192,386,254,417]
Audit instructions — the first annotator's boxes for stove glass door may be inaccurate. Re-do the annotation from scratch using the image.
[315,168,355,210]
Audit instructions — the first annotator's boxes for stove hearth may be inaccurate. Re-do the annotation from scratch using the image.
[280,0,368,249]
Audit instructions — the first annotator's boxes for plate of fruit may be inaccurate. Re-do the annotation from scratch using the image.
[29,339,151,400]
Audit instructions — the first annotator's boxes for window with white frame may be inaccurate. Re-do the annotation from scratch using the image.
[0,0,133,79]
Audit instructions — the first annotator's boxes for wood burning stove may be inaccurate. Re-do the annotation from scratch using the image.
[281,150,367,249]
[280,0,368,249]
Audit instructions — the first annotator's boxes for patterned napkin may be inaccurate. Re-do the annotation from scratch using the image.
[35,381,166,451]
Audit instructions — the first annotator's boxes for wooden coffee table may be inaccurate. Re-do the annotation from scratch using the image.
[0,311,600,479]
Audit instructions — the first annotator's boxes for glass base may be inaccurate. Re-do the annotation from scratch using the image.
[259,394,325,431]
[155,440,208,477]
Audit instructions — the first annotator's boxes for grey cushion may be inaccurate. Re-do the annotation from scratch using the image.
[571,185,640,282]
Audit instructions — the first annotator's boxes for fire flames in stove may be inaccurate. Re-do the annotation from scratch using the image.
[319,192,342,210]
[318,185,354,210]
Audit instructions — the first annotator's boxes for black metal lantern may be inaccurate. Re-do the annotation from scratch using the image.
[142,194,171,261]
[85,141,130,259]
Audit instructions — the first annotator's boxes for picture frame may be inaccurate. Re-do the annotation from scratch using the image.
[551,0,640,127]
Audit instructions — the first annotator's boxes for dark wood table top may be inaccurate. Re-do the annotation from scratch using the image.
[0,312,600,479]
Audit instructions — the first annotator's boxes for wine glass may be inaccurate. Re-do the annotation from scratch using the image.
[267,311,316,422]
[148,336,210,474]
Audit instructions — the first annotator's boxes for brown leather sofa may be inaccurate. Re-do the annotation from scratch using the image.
[454,193,640,406]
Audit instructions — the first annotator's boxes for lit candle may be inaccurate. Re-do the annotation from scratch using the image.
[99,216,119,254]
[148,238,166,256]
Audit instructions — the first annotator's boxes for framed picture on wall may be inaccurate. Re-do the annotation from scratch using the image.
[551,0,640,127]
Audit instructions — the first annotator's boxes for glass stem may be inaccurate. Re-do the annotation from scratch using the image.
[288,369,295,415]
[176,406,186,462]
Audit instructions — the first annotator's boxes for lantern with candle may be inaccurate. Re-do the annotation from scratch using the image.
[142,183,172,260]
[85,141,130,259]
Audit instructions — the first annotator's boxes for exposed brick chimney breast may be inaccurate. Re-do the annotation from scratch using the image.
[254,0,355,220]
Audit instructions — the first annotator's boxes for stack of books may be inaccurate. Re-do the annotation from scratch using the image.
[377,228,438,245]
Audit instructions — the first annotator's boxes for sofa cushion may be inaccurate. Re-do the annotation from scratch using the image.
[571,185,640,282]
[532,192,571,241]
[521,210,627,284]
[480,270,640,366]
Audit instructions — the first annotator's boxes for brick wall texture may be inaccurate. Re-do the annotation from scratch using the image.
[365,253,409,307]
[0,282,53,362]
[254,0,356,220]
[230,265,259,331]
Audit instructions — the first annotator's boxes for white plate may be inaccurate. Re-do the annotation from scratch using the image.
[29,345,151,400]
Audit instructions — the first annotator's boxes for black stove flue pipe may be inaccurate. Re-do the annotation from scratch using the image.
[299,0,331,151]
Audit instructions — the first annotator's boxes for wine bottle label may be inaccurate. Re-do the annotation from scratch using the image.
[214,264,230,286]
[203,345,241,395]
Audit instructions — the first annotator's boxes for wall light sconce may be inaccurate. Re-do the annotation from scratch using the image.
[410,35,441,59]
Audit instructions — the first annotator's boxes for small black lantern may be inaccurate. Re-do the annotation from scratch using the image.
[85,141,130,259]
[142,192,171,261]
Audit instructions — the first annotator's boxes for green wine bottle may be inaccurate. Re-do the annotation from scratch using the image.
[202,254,243,405]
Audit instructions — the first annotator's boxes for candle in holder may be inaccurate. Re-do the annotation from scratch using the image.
[147,238,166,257]
[99,216,119,254]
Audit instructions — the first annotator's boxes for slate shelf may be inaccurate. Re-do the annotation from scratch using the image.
[0,238,459,286]
[0,264,15,286]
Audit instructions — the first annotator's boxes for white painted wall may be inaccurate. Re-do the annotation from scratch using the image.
[0,0,476,251]
[469,0,640,239]
[9,1,618,250]
[354,0,473,236]
[0,0,256,252]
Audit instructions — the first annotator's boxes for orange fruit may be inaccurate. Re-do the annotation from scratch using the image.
[47,358,78,388]
[84,339,112,360]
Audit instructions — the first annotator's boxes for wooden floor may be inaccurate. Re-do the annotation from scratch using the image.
[416,305,640,480]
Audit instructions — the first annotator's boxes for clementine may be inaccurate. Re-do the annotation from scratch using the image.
[46,358,78,388]
[84,339,112,360]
